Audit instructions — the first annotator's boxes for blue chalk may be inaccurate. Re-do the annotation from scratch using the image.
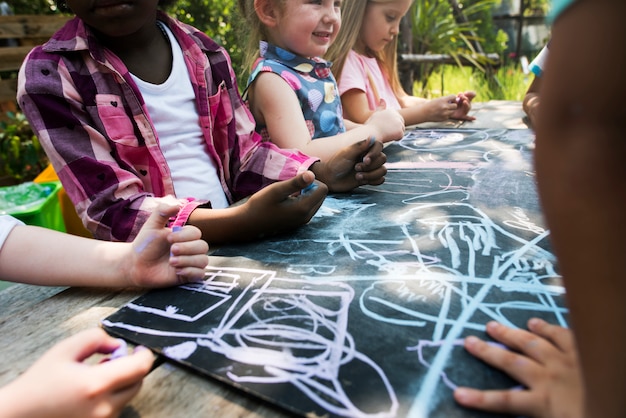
[110,339,128,360]
[301,182,316,195]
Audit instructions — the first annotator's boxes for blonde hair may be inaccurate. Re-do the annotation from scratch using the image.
[327,0,412,97]
[237,0,286,77]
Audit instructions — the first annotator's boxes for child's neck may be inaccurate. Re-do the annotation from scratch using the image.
[104,23,173,84]
[353,39,375,58]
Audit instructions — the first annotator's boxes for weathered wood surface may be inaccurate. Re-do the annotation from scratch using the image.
[0,14,71,102]
[0,14,70,41]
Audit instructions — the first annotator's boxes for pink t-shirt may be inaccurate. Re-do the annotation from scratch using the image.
[336,50,400,111]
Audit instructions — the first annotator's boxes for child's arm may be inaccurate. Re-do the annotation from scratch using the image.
[187,137,386,243]
[310,136,387,192]
[0,205,209,288]
[0,328,154,418]
[342,88,475,126]
[248,72,404,160]
[534,2,626,416]
[187,170,328,243]
[400,91,476,124]
[454,319,583,418]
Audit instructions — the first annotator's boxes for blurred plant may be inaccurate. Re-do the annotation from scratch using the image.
[164,0,247,86]
[5,0,60,14]
[410,0,505,89]
[417,63,532,102]
[524,0,550,15]
[0,112,48,184]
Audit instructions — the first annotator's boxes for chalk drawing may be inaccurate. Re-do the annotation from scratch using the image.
[103,129,566,418]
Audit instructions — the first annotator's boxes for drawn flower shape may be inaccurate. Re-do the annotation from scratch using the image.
[165,305,179,315]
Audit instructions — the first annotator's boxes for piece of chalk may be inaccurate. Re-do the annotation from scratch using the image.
[170,226,182,257]
[110,339,128,360]
[301,182,316,194]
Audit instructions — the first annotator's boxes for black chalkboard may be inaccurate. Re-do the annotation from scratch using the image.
[103,129,567,418]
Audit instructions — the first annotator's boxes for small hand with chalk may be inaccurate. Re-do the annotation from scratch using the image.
[0,328,155,418]
[450,91,476,121]
[109,339,128,360]
[125,204,209,288]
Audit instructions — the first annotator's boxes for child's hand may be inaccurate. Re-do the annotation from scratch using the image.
[128,204,209,287]
[454,319,583,418]
[450,91,476,121]
[0,328,154,418]
[241,170,328,239]
[313,137,387,192]
[424,95,463,121]
[364,106,405,143]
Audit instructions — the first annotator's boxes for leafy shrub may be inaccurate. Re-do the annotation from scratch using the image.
[0,112,48,184]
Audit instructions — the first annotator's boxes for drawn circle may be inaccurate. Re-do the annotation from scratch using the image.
[400,129,489,151]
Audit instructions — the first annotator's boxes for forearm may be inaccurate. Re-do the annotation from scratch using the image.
[297,127,378,160]
[187,205,256,244]
[536,125,626,418]
[0,225,130,287]
[397,94,427,108]
[398,104,434,126]
[536,2,626,415]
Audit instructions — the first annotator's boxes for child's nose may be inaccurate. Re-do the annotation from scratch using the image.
[323,6,340,23]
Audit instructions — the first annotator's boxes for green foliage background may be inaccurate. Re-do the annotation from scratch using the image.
[164,0,244,82]
[6,0,549,98]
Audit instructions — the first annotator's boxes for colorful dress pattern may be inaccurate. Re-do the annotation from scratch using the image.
[247,41,345,141]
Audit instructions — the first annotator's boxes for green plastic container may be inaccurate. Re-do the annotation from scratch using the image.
[0,181,66,232]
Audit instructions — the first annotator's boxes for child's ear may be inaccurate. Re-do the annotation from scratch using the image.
[254,0,279,27]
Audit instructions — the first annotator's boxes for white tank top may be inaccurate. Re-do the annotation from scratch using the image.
[130,21,229,209]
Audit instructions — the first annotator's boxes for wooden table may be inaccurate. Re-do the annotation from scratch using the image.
[0,101,552,418]
[415,100,530,130]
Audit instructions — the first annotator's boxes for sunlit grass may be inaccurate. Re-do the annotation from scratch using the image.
[413,63,534,102]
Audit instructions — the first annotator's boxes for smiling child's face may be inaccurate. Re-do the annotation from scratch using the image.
[268,0,342,59]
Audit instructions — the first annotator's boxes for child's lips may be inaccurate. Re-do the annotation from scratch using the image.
[94,0,131,7]
[93,0,133,14]
[313,32,332,39]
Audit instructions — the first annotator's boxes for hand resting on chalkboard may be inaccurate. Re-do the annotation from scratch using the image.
[454,319,583,418]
